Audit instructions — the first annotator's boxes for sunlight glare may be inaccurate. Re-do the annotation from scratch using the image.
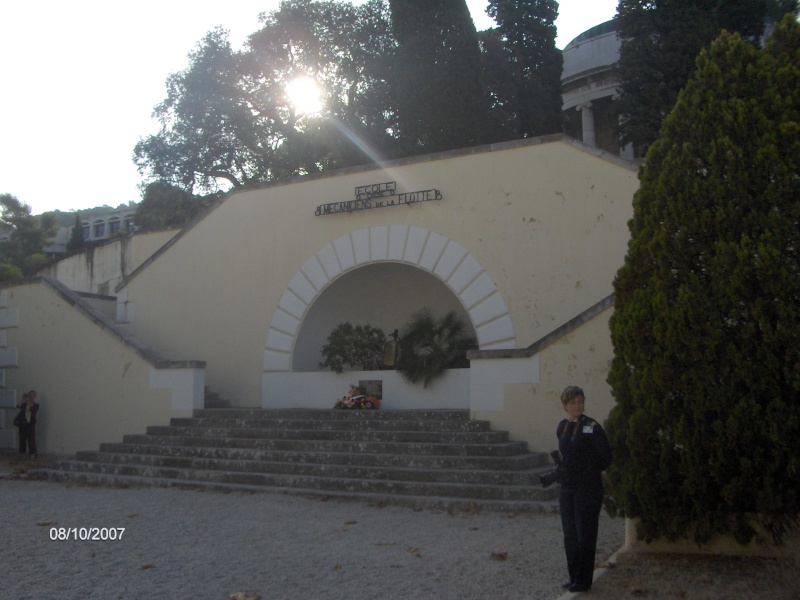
[286,76,324,116]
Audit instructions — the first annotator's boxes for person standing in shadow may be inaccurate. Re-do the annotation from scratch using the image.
[14,390,39,458]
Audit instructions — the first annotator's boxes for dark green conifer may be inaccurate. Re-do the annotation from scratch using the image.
[389,0,489,154]
[486,0,562,138]
[67,213,85,252]
[615,0,799,156]
[606,16,800,546]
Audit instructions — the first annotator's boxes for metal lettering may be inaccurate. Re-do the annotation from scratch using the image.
[315,182,442,216]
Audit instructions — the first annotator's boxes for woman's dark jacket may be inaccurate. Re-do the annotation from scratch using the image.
[557,413,612,494]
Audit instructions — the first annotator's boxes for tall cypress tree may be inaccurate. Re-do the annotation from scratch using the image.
[389,0,489,155]
[615,0,799,156]
[67,213,85,252]
[486,0,562,138]
[606,16,800,546]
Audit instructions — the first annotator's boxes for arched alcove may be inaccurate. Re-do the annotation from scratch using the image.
[293,263,473,371]
[264,225,516,374]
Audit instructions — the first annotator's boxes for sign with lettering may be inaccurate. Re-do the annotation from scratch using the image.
[315,181,442,216]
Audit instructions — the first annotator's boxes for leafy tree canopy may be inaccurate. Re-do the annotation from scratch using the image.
[134,182,217,232]
[0,193,57,279]
[135,0,398,195]
[606,16,800,546]
[134,0,566,193]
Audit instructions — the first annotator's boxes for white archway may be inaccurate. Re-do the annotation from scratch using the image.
[263,225,516,373]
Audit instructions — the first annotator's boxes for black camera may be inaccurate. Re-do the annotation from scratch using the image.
[539,450,564,488]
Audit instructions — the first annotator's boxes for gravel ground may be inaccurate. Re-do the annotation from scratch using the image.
[2,476,624,600]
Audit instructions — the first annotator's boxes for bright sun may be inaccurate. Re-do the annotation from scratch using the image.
[286,76,324,116]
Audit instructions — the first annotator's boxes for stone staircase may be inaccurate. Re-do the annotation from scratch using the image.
[33,409,559,512]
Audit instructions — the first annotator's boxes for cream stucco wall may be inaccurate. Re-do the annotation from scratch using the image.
[38,230,178,295]
[117,137,637,407]
[471,306,615,453]
[0,280,204,454]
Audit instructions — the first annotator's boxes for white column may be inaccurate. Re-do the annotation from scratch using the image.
[577,103,596,147]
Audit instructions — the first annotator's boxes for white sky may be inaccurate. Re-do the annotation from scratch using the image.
[0,0,618,215]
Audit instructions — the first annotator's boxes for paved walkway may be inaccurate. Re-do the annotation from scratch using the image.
[2,455,624,600]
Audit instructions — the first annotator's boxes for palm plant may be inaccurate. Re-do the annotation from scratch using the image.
[396,309,476,388]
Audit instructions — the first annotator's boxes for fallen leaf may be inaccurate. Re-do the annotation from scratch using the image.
[462,503,479,515]
[697,573,714,584]
[228,593,261,600]
[375,540,394,546]
[332,563,342,571]
[36,520,55,527]
[141,563,156,570]
[628,584,648,596]
[344,520,357,525]
[491,551,509,561]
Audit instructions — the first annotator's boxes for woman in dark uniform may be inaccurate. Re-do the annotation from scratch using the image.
[556,385,612,593]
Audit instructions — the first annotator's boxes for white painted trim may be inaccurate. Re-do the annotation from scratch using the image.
[263,227,516,379]
[470,356,540,412]
[0,308,20,329]
[0,346,18,368]
[149,367,205,415]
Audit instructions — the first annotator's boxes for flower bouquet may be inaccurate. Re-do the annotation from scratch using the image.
[334,385,381,410]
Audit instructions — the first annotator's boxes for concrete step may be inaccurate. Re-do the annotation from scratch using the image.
[145,425,509,444]
[87,443,547,471]
[69,450,547,486]
[34,408,559,512]
[117,433,530,456]
[36,469,559,514]
[42,459,555,501]
[169,416,492,432]
[192,408,472,421]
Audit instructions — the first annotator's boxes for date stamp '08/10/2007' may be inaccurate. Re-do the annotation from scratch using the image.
[49,527,125,541]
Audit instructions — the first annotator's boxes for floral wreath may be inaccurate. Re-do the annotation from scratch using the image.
[334,385,381,410]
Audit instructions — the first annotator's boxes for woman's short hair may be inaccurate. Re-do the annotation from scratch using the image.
[561,386,585,406]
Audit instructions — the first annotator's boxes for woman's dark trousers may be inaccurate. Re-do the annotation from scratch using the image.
[559,488,603,588]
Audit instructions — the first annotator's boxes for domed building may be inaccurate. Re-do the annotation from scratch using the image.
[561,21,633,160]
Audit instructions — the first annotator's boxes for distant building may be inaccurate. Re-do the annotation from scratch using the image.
[561,21,633,159]
[42,226,70,255]
[82,211,135,243]
[38,210,136,257]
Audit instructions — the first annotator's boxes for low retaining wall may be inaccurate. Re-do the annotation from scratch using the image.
[262,369,470,410]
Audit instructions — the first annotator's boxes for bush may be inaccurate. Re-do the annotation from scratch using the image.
[0,262,23,282]
[320,322,387,373]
